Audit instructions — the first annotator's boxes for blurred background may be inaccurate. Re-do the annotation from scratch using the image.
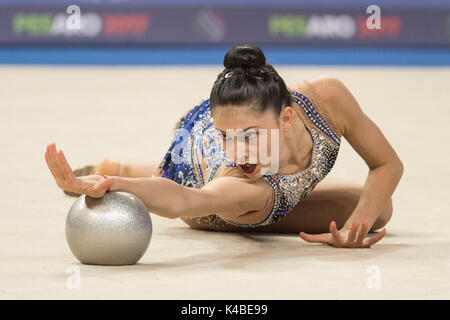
[0,0,449,65]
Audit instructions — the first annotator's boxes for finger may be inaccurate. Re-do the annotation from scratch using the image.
[46,144,65,183]
[49,143,66,181]
[347,220,360,244]
[364,228,387,247]
[45,150,60,182]
[58,150,77,184]
[356,220,370,245]
[52,147,72,182]
[330,221,344,247]
[299,232,330,244]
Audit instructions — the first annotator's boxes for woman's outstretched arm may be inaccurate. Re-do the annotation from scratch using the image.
[110,176,271,220]
[45,143,270,221]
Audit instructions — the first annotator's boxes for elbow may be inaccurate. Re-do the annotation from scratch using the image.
[144,202,181,220]
[385,156,403,180]
[166,206,183,219]
[396,159,404,179]
[168,190,193,219]
[165,185,195,219]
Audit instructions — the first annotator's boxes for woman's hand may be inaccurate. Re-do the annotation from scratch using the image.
[299,220,386,248]
[45,143,115,198]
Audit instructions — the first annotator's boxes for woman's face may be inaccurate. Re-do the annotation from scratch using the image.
[212,106,290,179]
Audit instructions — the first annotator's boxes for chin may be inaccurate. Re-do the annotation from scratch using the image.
[245,172,262,180]
[237,163,255,175]
[242,165,264,179]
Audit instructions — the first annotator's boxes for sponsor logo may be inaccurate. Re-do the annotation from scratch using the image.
[195,9,226,42]
[103,14,149,36]
[53,12,102,37]
[13,12,102,37]
[269,14,356,39]
[356,15,402,38]
[13,13,53,36]
[12,12,150,38]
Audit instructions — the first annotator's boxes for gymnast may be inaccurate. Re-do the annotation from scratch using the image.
[45,43,403,248]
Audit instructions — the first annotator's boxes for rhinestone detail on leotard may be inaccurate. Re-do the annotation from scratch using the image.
[158,90,341,228]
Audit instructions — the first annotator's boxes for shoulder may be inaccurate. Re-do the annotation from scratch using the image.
[309,76,346,98]
[304,76,361,137]
[290,76,348,105]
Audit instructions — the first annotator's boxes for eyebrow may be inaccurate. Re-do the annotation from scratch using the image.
[216,126,258,135]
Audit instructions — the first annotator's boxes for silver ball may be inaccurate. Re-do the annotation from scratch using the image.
[65,191,152,266]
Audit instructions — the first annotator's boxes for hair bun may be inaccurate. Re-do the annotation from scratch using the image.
[223,44,266,70]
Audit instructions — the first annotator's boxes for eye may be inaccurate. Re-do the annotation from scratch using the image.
[245,131,258,144]
[215,130,228,140]
[222,135,233,142]
[245,132,257,139]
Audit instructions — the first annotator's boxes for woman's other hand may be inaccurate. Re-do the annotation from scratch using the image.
[299,220,386,248]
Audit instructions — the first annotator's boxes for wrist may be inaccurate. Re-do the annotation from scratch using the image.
[110,176,126,192]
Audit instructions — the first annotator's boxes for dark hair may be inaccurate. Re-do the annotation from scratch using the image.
[210,44,291,117]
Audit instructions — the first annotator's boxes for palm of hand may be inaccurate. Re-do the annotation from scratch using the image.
[45,143,115,198]
[299,220,386,248]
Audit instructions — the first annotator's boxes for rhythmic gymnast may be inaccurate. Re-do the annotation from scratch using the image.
[45,44,403,248]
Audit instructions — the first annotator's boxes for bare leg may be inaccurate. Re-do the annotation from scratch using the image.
[181,177,393,234]
[121,162,163,178]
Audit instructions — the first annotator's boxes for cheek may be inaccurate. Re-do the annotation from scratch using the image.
[222,140,237,162]
[258,131,280,168]
[257,129,279,157]
[269,128,281,155]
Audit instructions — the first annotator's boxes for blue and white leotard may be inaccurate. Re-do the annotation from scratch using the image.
[158,81,341,228]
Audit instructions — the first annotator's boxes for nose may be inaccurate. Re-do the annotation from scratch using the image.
[222,137,258,164]
[226,150,256,165]
[224,145,248,164]
[224,150,247,164]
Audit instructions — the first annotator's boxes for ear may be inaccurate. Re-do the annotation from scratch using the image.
[279,106,294,132]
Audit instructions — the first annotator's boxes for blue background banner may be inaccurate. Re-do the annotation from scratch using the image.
[0,0,449,65]
[1,0,449,8]
[0,1,449,47]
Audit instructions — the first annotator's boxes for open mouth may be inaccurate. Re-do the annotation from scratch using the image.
[238,163,257,174]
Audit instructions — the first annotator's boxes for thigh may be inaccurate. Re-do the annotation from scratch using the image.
[180,177,362,233]
[123,162,164,178]
[250,177,363,234]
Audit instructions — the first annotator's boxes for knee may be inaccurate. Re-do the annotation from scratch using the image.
[372,198,393,230]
